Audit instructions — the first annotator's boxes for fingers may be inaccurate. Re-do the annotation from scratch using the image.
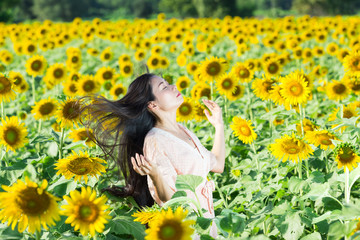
[131,153,152,176]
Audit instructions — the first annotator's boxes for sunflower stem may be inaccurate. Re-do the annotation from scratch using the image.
[269,101,273,139]
[59,127,65,159]
[210,78,214,100]
[298,160,302,179]
[193,192,204,218]
[213,178,228,209]
[35,230,41,240]
[251,142,259,171]
[246,83,254,123]
[0,101,4,120]
[345,167,350,204]
[38,119,42,133]
[32,76,36,104]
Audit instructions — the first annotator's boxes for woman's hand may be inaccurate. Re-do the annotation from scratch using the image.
[131,153,158,178]
[202,99,224,128]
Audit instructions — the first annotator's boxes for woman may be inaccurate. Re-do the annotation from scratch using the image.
[78,72,225,237]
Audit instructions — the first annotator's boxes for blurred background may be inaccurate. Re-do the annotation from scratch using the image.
[1,0,360,23]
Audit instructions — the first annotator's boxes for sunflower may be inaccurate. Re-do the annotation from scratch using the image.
[226,84,245,101]
[333,143,360,171]
[45,63,67,85]
[0,177,61,234]
[66,52,82,71]
[177,97,195,122]
[0,50,13,65]
[61,186,111,237]
[305,129,338,150]
[9,71,26,92]
[326,42,339,56]
[118,54,131,64]
[18,81,30,93]
[215,73,236,96]
[23,41,37,55]
[68,128,96,147]
[56,97,83,128]
[0,73,16,103]
[199,56,228,82]
[343,50,360,76]
[63,80,78,97]
[76,75,101,96]
[132,207,161,225]
[110,83,126,99]
[230,62,254,83]
[147,55,161,70]
[252,74,276,101]
[325,79,350,101]
[176,53,187,67]
[344,76,360,95]
[328,104,359,132]
[176,76,190,91]
[135,49,146,61]
[145,207,195,240]
[0,116,28,152]
[296,118,319,135]
[263,57,282,76]
[100,47,113,61]
[186,62,199,75]
[269,133,314,163]
[273,118,284,126]
[269,84,286,106]
[55,150,106,183]
[31,97,58,120]
[95,66,116,83]
[194,102,207,122]
[190,83,211,100]
[120,62,134,78]
[230,116,257,144]
[25,55,47,77]
[279,72,311,106]
[160,56,170,69]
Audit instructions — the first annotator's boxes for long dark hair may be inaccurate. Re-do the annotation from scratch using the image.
[77,73,158,207]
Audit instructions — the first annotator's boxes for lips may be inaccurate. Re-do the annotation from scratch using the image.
[176,93,181,97]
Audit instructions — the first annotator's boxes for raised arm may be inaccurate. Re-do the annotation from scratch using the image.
[202,99,225,173]
[131,153,175,202]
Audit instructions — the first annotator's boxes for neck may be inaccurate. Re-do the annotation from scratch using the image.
[154,111,179,132]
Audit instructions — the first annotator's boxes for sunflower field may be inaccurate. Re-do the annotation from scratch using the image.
[0,13,360,240]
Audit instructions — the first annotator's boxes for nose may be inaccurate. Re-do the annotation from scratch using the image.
[172,84,177,91]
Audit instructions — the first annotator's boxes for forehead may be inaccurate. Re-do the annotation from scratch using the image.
[150,76,165,87]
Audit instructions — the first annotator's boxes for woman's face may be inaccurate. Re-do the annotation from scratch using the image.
[149,75,183,112]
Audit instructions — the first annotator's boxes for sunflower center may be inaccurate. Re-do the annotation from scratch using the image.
[343,109,354,119]
[39,102,55,115]
[28,45,35,52]
[54,69,64,79]
[282,139,301,154]
[68,157,93,175]
[83,80,95,92]
[352,59,360,69]
[222,79,232,89]
[151,59,159,66]
[200,88,211,99]
[232,86,241,97]
[14,77,22,85]
[318,134,332,145]
[115,87,124,96]
[0,77,12,93]
[268,63,279,74]
[63,101,81,120]
[72,56,79,63]
[70,84,77,93]
[71,75,79,81]
[103,71,112,80]
[352,81,360,91]
[239,126,251,136]
[17,187,50,216]
[239,68,250,78]
[179,103,192,116]
[262,81,273,92]
[31,60,42,71]
[104,53,110,59]
[4,127,19,145]
[180,81,188,88]
[78,203,99,222]
[206,62,221,76]
[289,83,303,96]
[338,146,354,163]
[158,219,183,240]
[124,66,131,73]
[333,83,346,94]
